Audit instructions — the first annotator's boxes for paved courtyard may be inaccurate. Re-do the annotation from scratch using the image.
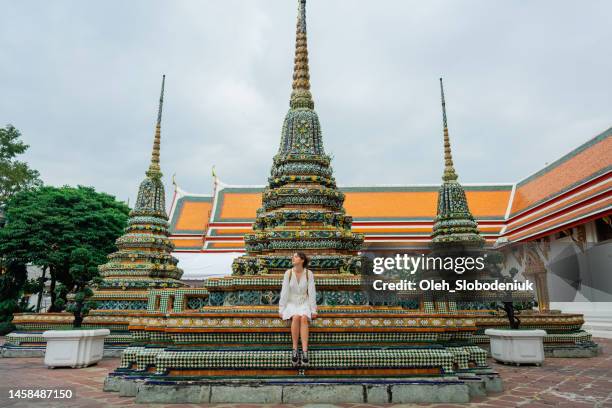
[0,337,610,408]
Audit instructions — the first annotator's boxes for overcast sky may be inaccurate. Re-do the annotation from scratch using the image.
[2,0,610,206]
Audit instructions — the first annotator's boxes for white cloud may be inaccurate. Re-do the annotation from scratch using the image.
[1,0,610,206]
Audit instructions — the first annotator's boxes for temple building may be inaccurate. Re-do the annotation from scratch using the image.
[168,129,611,276]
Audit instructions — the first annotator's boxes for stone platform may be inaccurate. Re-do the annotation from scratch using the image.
[1,337,611,407]
[104,375,500,404]
[1,311,136,358]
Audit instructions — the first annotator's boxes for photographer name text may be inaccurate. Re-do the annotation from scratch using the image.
[371,279,534,292]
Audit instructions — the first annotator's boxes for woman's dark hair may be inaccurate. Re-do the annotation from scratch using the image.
[295,252,309,268]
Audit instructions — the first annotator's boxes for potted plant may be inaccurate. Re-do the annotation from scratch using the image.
[485,265,546,366]
[43,248,109,368]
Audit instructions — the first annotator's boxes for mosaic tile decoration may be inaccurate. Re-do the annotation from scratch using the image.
[120,346,144,369]
[147,288,210,312]
[203,275,362,288]
[449,345,487,367]
[131,314,477,331]
[169,332,443,345]
[447,347,469,370]
[153,348,456,375]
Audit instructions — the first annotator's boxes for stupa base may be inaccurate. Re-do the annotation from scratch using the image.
[105,374,504,403]
[544,343,601,358]
[1,343,125,358]
[1,311,140,358]
[472,311,600,357]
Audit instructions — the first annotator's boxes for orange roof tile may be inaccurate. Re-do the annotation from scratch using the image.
[171,238,205,250]
[169,195,213,234]
[217,192,262,221]
[510,129,611,216]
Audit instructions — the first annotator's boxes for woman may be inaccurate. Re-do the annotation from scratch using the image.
[279,252,317,366]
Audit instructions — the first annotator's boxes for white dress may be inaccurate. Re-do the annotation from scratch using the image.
[279,268,317,320]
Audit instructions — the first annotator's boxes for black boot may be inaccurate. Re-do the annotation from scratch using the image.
[301,350,309,366]
[291,349,299,366]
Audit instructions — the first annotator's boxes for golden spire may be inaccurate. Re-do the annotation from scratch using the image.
[290,0,314,109]
[440,77,458,182]
[147,74,165,178]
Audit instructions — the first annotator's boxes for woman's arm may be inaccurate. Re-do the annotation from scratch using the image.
[278,270,290,316]
[308,270,317,316]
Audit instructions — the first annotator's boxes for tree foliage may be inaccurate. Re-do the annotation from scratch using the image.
[55,248,102,328]
[0,124,42,208]
[0,260,30,334]
[0,185,130,312]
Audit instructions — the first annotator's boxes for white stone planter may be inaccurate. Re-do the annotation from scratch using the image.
[43,329,110,368]
[485,329,546,365]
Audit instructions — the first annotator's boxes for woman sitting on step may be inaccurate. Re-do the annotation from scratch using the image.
[279,252,318,366]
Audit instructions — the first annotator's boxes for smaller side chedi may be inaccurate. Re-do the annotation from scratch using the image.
[3,75,186,357]
[87,74,186,343]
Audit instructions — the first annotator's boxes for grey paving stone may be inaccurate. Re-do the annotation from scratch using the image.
[135,384,209,403]
[391,383,470,403]
[365,384,390,403]
[210,384,283,403]
[102,375,122,392]
[282,384,364,403]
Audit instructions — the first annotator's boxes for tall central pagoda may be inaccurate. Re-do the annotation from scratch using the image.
[232,0,363,276]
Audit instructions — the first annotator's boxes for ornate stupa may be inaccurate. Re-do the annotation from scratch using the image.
[79,76,186,351]
[432,78,485,248]
[426,83,594,359]
[426,79,498,314]
[93,75,185,310]
[80,75,186,348]
[106,5,503,403]
[231,0,363,276]
[4,76,186,354]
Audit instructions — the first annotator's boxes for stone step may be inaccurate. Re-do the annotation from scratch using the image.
[1,345,124,358]
[104,376,504,404]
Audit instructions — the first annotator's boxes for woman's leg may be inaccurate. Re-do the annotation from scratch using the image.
[299,315,309,352]
[291,315,301,350]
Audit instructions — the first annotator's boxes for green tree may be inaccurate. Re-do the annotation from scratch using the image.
[0,124,41,331]
[55,248,102,328]
[0,125,42,208]
[0,185,130,312]
[0,260,29,334]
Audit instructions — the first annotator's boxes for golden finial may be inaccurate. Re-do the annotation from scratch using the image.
[290,0,314,109]
[147,75,165,178]
[440,78,458,182]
